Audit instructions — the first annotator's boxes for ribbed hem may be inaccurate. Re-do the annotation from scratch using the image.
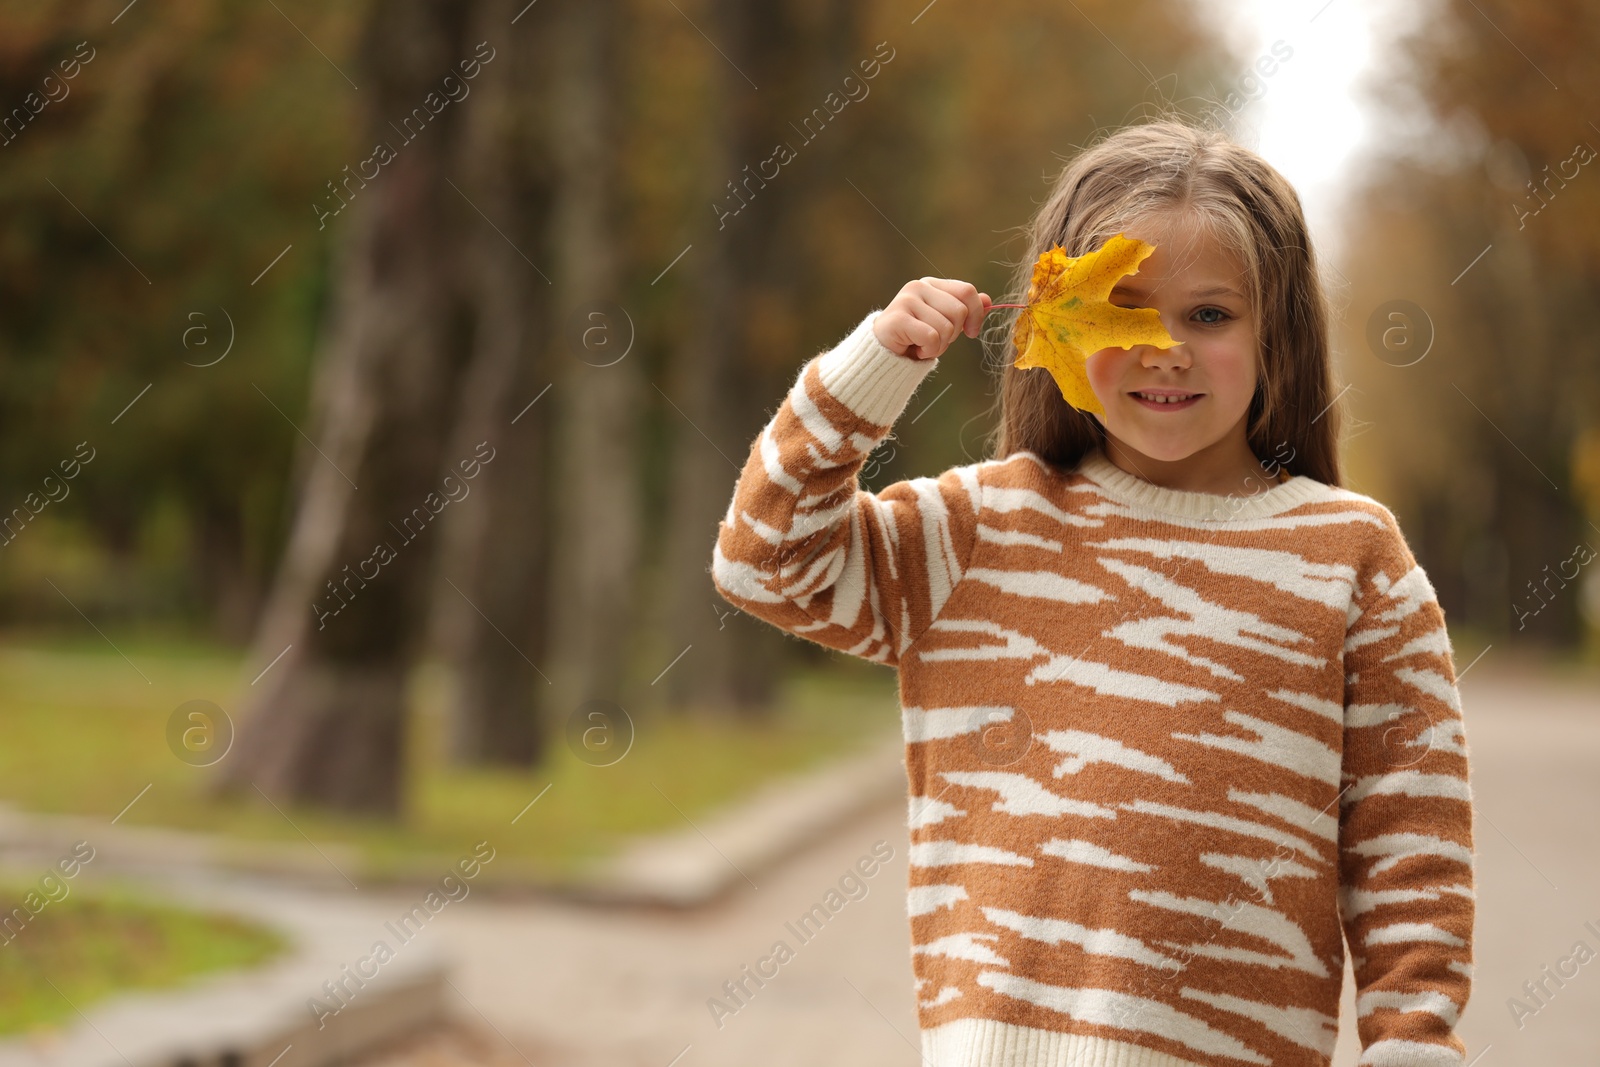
[1357,1038,1465,1066]
[815,309,940,427]
[1074,446,1334,522]
[922,1017,1208,1067]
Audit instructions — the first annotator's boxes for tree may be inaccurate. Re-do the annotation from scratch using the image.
[212,0,484,814]
[1341,0,1600,647]
[538,0,644,728]
[657,0,830,717]
[427,0,559,767]
[0,0,366,637]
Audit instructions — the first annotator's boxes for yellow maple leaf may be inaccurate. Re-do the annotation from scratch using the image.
[1010,233,1184,417]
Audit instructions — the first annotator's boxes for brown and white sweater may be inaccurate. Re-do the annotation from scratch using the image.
[710,310,1477,1067]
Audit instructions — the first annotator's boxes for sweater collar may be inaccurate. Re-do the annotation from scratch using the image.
[1073,446,1329,521]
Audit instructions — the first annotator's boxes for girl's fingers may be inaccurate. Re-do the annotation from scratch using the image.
[904,315,942,358]
[909,302,958,353]
[928,278,989,337]
[963,291,992,336]
[918,285,972,345]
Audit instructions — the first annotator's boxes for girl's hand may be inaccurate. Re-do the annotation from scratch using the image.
[873,277,992,361]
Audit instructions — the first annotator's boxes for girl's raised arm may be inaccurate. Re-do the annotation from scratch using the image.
[710,281,988,668]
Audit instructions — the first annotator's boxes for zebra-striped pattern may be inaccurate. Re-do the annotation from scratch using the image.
[711,311,1475,1067]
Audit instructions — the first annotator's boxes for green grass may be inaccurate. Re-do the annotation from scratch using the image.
[0,632,903,880]
[0,878,288,1035]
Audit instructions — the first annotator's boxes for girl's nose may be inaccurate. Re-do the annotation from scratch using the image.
[1137,340,1190,366]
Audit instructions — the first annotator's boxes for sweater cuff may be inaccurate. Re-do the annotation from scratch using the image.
[815,309,940,428]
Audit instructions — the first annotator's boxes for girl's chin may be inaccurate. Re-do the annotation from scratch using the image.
[1102,429,1204,463]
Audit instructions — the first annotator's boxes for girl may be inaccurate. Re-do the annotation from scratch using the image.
[711,119,1474,1067]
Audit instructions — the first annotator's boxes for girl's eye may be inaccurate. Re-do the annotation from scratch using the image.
[1194,307,1230,325]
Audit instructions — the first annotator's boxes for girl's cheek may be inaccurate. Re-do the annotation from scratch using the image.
[1086,349,1124,393]
[1202,360,1254,407]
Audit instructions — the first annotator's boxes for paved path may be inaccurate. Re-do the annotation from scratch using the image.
[1446,658,1600,1065]
[397,793,925,1067]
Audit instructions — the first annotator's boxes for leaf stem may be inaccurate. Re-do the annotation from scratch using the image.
[984,303,1027,311]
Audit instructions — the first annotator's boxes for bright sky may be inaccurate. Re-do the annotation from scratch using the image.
[1198,0,1436,264]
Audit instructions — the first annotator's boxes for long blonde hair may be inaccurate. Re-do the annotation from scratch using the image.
[979,119,1344,486]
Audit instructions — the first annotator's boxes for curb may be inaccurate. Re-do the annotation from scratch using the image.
[569,730,907,908]
[0,804,366,894]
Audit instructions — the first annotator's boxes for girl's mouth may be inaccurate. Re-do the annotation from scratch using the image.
[1130,391,1202,410]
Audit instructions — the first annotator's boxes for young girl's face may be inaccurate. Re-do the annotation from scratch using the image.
[1084,213,1259,469]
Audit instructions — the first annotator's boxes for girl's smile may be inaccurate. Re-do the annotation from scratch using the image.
[1128,389,1202,410]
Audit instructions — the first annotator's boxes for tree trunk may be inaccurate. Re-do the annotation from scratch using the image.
[659,0,855,717]
[209,0,479,815]
[429,0,558,767]
[541,0,642,725]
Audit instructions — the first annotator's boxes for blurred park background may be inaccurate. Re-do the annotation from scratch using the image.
[1,0,1598,1062]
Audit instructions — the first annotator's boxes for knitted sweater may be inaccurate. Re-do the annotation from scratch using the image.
[710,310,1476,1067]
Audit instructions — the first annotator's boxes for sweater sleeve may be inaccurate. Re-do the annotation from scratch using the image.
[710,310,983,668]
[1338,507,1476,1067]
